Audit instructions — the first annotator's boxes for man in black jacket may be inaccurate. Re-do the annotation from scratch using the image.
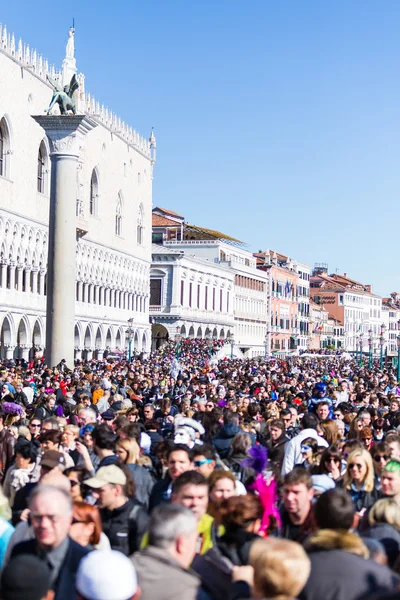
[299,488,400,600]
[11,484,89,600]
[85,464,148,555]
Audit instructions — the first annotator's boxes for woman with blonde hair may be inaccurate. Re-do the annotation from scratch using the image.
[364,498,400,567]
[115,437,154,508]
[343,448,380,512]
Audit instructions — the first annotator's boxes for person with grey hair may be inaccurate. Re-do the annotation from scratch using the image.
[132,504,211,600]
[10,485,90,600]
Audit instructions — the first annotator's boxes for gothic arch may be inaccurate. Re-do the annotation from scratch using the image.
[83,324,93,349]
[74,323,83,348]
[90,168,99,216]
[95,325,103,348]
[197,327,203,339]
[188,326,195,339]
[0,115,12,178]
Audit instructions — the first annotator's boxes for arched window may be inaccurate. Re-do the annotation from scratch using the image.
[137,205,144,245]
[115,194,122,236]
[0,117,10,178]
[90,169,99,216]
[37,141,47,193]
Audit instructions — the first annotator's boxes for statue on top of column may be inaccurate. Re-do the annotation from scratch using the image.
[66,26,75,59]
[45,74,79,115]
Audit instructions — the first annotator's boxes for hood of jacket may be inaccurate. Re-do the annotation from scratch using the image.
[304,529,369,558]
[219,424,241,439]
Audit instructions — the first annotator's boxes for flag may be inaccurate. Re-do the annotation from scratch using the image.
[285,281,291,296]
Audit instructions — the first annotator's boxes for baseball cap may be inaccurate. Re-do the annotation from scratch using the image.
[41,450,66,470]
[84,465,127,489]
[1,555,51,600]
[76,550,138,600]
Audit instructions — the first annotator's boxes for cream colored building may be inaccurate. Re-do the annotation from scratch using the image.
[0,25,153,360]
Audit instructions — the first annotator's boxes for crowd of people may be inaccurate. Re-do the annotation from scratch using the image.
[0,338,400,598]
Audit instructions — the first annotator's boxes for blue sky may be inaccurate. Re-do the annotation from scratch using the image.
[2,1,400,296]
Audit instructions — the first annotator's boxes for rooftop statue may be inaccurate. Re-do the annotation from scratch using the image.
[46,74,79,115]
[66,26,75,59]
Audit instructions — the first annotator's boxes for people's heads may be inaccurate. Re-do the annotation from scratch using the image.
[250,538,311,600]
[29,418,42,436]
[69,501,103,548]
[360,426,373,450]
[115,437,140,465]
[231,432,252,456]
[166,444,194,480]
[14,440,38,469]
[359,411,372,427]
[29,485,73,551]
[41,417,59,432]
[300,437,319,464]
[335,419,345,439]
[45,395,56,410]
[223,410,239,426]
[301,413,319,431]
[319,446,342,476]
[193,444,216,478]
[208,470,237,504]
[319,419,339,446]
[76,550,139,600]
[381,460,400,498]
[342,438,363,460]
[143,404,154,420]
[369,497,400,530]
[1,555,52,600]
[314,488,355,530]
[282,467,314,519]
[40,429,62,452]
[84,465,128,510]
[61,424,79,447]
[386,435,400,460]
[78,408,97,427]
[148,504,198,569]
[64,467,90,501]
[344,448,375,492]
[172,470,209,519]
[316,401,330,421]
[92,424,116,453]
[371,442,391,475]
[269,419,284,442]
[219,494,263,535]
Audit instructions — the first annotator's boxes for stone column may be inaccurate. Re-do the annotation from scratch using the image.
[32,269,39,295]
[39,270,46,295]
[86,348,93,361]
[97,349,104,360]
[20,344,30,361]
[9,263,15,291]
[1,263,7,289]
[5,345,15,360]
[17,266,23,291]
[77,281,83,302]
[32,115,97,368]
[24,267,32,293]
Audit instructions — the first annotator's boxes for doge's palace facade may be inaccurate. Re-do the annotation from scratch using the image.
[0,25,153,360]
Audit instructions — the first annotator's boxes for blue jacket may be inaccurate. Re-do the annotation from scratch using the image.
[212,424,241,459]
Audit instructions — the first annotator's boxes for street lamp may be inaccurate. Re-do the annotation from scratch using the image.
[206,333,213,358]
[397,335,400,382]
[368,329,373,370]
[126,318,134,362]
[228,334,235,359]
[358,333,363,366]
[175,325,181,359]
[263,332,268,358]
[379,323,386,370]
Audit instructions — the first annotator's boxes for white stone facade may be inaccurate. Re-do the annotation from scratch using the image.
[163,240,268,357]
[0,26,153,360]
[150,245,235,349]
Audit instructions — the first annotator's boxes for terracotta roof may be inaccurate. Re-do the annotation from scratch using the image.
[153,207,184,218]
[152,214,180,227]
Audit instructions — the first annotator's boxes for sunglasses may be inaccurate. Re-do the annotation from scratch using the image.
[206,404,214,408]
[30,423,41,428]
[301,445,312,453]
[326,457,340,463]
[374,455,390,462]
[70,480,80,488]
[194,459,213,467]
[349,463,364,470]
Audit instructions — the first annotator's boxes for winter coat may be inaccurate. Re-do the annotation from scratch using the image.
[362,522,400,567]
[0,429,15,483]
[132,546,212,600]
[212,424,241,459]
[281,429,328,475]
[127,463,155,509]
[149,474,172,512]
[100,498,148,556]
[299,529,400,600]
[222,453,256,484]
[265,432,289,470]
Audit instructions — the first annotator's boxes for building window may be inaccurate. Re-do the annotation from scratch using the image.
[0,117,10,178]
[90,169,99,216]
[137,205,144,245]
[150,279,162,306]
[189,282,192,307]
[213,287,216,311]
[37,142,46,193]
[220,289,223,312]
[205,286,208,310]
[197,284,200,309]
[115,194,122,236]
[180,280,184,306]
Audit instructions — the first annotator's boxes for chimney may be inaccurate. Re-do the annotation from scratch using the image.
[343,273,347,278]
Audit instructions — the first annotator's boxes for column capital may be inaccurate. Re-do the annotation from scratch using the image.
[32,115,97,157]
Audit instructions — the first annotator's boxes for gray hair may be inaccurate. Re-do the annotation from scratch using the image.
[29,485,73,514]
[148,504,197,549]
[78,408,96,421]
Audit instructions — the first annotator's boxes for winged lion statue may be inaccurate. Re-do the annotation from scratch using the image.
[46,74,79,115]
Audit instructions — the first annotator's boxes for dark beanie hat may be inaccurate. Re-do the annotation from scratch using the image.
[1,554,51,600]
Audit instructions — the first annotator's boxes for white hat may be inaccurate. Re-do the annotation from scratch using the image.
[76,550,138,600]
